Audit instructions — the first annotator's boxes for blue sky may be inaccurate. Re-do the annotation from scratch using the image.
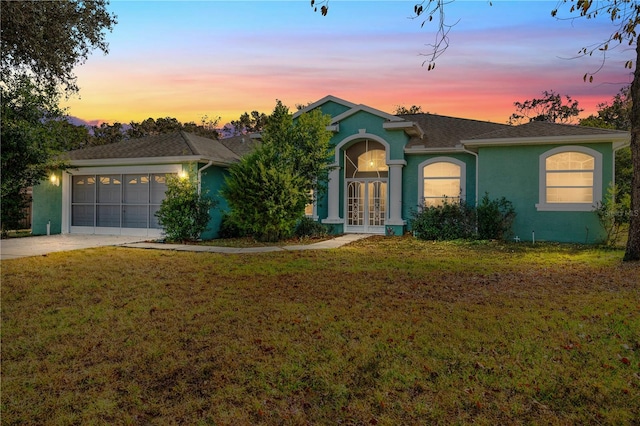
[63,0,635,127]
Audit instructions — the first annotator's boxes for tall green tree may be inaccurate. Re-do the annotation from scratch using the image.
[1,78,68,235]
[312,0,640,260]
[221,101,333,241]
[1,0,117,233]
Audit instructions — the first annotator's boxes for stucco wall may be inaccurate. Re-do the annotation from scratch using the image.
[32,173,63,235]
[477,143,613,243]
[200,165,230,240]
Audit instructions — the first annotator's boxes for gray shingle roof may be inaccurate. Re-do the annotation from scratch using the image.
[219,134,261,157]
[463,121,629,140]
[398,114,510,149]
[66,131,240,164]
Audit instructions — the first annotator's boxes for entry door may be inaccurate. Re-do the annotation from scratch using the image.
[346,179,387,233]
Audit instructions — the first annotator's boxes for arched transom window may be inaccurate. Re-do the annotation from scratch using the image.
[419,158,465,207]
[345,140,388,178]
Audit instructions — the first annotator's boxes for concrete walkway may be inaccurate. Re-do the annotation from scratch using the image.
[121,233,372,254]
[0,233,373,260]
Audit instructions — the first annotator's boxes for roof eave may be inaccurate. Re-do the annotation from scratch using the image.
[383,121,425,138]
[69,155,236,168]
[461,133,630,148]
[404,146,467,154]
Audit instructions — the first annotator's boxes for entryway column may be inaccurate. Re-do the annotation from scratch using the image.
[323,166,342,224]
[387,162,405,226]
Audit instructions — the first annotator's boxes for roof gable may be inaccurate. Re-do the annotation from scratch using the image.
[293,95,357,119]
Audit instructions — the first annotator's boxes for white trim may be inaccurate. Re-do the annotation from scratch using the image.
[293,95,358,118]
[68,156,214,167]
[417,157,467,207]
[383,121,424,138]
[331,104,404,125]
[332,132,394,165]
[405,146,467,154]
[69,164,183,175]
[462,133,629,148]
[535,146,602,212]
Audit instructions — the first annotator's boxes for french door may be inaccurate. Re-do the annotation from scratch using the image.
[346,179,387,234]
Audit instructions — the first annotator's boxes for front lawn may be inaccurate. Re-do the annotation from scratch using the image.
[1,237,638,424]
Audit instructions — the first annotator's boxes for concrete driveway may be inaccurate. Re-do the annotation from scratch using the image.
[0,234,146,260]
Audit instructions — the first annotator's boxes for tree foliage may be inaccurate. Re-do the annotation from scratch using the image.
[221,101,333,242]
[1,0,117,233]
[1,0,117,94]
[508,90,583,125]
[580,86,632,203]
[87,116,221,146]
[394,105,424,115]
[229,111,268,136]
[0,78,69,235]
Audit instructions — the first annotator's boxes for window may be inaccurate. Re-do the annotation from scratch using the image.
[537,146,602,211]
[71,173,173,228]
[305,189,315,218]
[418,158,466,207]
[345,140,388,178]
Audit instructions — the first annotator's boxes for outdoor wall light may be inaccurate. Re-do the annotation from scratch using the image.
[50,174,60,186]
[178,170,188,179]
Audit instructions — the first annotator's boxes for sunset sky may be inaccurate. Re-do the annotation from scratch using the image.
[62,0,635,128]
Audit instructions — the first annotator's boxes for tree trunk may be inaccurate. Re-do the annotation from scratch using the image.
[623,36,640,261]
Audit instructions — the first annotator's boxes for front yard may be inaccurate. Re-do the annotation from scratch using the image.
[1,237,638,424]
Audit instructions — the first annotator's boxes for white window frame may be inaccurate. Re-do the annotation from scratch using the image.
[536,146,602,212]
[417,157,466,207]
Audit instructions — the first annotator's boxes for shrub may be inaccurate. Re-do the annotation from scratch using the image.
[411,194,516,241]
[155,174,215,242]
[295,216,328,238]
[220,101,333,242]
[221,147,308,242]
[476,193,516,240]
[595,183,630,246]
[410,199,476,240]
[217,213,245,239]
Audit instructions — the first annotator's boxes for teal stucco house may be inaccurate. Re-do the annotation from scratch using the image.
[33,95,629,243]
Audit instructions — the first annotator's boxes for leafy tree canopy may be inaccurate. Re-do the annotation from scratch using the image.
[1,78,72,234]
[508,90,583,125]
[88,116,221,146]
[229,111,268,136]
[580,86,632,203]
[580,86,631,131]
[1,0,117,95]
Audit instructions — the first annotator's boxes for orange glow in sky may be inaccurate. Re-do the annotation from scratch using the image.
[62,1,634,128]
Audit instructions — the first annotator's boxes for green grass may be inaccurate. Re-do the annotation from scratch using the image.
[2,236,639,425]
